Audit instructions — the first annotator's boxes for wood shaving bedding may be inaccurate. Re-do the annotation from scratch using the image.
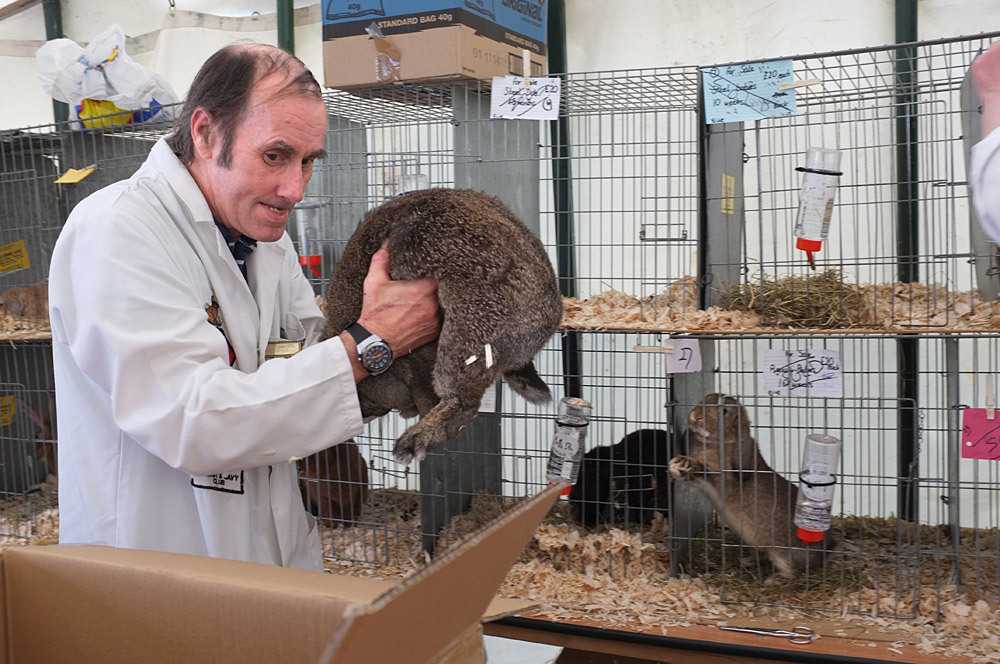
[0,311,51,340]
[2,485,997,661]
[562,278,1000,333]
[0,475,59,548]
[319,493,1000,663]
[6,278,998,340]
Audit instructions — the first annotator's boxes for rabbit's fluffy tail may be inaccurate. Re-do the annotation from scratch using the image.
[505,362,551,403]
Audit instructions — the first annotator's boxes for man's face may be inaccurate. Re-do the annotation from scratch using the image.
[196,74,328,243]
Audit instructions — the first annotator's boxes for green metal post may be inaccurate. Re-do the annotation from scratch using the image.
[277,0,295,54]
[547,0,582,398]
[42,0,68,124]
[895,0,919,524]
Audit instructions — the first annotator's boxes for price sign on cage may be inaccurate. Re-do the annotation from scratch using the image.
[761,349,842,398]
[479,381,498,413]
[702,59,796,124]
[663,339,702,374]
[0,395,13,427]
[490,76,561,120]
[961,408,1000,460]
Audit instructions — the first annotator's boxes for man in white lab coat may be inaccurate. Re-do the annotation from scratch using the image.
[48,44,440,571]
[971,39,1000,244]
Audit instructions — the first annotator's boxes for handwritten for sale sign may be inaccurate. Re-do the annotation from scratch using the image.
[961,408,1000,460]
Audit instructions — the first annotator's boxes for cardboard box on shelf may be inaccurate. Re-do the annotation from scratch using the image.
[322,0,548,90]
[0,483,562,664]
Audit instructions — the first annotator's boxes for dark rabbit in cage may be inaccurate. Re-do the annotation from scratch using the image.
[670,393,832,583]
[298,441,369,523]
[323,188,563,464]
[569,429,671,528]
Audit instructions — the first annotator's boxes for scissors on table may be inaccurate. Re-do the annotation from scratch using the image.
[718,625,817,644]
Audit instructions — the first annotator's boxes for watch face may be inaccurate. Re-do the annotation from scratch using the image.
[362,341,393,374]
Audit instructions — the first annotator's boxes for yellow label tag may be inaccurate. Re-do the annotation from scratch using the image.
[265,340,304,359]
[0,395,15,427]
[721,173,735,215]
[0,240,29,272]
[54,165,97,184]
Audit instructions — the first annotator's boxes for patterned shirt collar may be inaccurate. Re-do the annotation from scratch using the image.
[214,220,257,282]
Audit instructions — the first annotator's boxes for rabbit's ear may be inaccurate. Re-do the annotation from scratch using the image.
[14,396,43,428]
[731,404,756,471]
[1,291,22,316]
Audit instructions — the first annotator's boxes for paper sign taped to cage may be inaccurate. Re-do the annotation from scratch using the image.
[702,59,796,124]
[490,76,561,120]
[961,408,1000,460]
[762,349,842,398]
[479,382,497,413]
[0,395,14,427]
[663,339,702,374]
[0,240,29,273]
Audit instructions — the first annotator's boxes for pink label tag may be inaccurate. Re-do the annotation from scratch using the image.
[961,408,1000,460]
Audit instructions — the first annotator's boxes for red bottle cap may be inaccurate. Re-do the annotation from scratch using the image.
[797,527,825,543]
[547,481,573,496]
[796,237,822,252]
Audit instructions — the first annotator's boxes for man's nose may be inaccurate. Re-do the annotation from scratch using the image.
[276,165,306,203]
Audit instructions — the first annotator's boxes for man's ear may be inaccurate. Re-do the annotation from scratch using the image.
[190,108,216,161]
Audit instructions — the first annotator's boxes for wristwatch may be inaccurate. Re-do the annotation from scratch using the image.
[345,322,393,375]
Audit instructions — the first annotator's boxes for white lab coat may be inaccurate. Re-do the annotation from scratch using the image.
[971,126,1000,246]
[49,137,364,571]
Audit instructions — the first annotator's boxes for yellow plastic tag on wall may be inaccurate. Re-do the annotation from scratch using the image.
[0,240,29,272]
[54,164,96,184]
[0,395,15,427]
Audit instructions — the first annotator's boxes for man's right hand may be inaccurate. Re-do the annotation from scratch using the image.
[355,245,441,360]
[973,41,1000,136]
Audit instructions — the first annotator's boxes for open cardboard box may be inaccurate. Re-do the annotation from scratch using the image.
[0,484,562,663]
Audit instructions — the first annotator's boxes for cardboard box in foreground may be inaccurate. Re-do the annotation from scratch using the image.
[0,484,562,664]
[322,0,548,89]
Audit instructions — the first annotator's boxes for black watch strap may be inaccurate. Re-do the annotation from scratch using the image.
[345,322,371,345]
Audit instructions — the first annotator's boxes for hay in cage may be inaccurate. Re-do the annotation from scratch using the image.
[723,270,875,329]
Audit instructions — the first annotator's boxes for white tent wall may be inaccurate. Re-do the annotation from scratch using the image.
[1,1,999,130]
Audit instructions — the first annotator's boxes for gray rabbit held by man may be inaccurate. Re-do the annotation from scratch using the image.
[670,393,832,583]
[323,188,563,464]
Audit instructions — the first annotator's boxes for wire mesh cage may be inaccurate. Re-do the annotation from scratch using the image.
[1,32,1000,657]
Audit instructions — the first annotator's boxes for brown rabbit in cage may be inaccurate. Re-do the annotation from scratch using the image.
[323,188,563,464]
[669,393,831,582]
[298,441,369,524]
[15,394,57,477]
[0,280,49,321]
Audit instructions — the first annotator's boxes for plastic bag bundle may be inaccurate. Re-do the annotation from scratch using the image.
[36,24,179,130]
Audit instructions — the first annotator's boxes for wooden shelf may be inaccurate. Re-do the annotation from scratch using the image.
[485,614,973,664]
